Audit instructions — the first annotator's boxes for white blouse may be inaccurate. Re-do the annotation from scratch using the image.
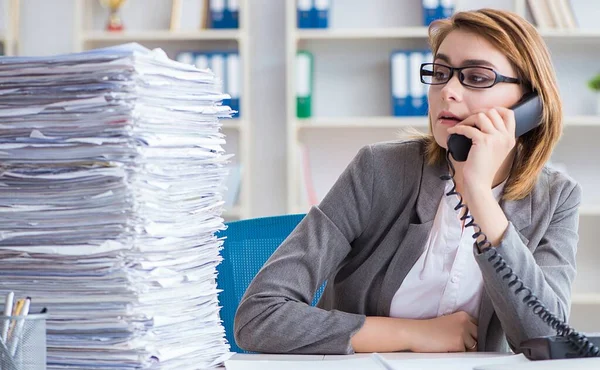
[389,179,506,320]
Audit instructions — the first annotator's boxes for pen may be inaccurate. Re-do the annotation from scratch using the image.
[1,292,14,342]
[9,297,30,357]
[7,298,24,341]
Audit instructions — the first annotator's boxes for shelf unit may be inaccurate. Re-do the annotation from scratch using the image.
[1,0,19,56]
[286,0,600,213]
[72,0,252,221]
[286,0,600,330]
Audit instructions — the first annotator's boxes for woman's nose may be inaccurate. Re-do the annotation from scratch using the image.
[440,73,464,102]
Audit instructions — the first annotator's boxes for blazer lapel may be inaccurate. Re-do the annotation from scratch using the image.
[377,160,446,316]
[416,160,447,224]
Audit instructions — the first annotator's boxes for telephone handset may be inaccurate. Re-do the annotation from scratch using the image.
[442,92,600,360]
[447,92,543,162]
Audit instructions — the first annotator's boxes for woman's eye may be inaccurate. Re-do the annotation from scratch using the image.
[433,71,448,80]
[466,74,491,84]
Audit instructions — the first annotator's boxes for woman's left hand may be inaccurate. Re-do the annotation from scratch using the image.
[447,107,517,192]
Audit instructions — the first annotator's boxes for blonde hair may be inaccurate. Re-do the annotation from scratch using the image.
[416,8,562,201]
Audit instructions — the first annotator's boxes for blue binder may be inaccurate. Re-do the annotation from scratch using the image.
[194,53,209,70]
[175,52,194,65]
[422,51,433,116]
[193,51,240,117]
[410,50,434,116]
[438,0,455,19]
[210,0,228,28]
[226,0,239,29]
[391,51,409,116]
[207,52,227,108]
[297,0,313,28]
[392,50,432,117]
[422,0,440,26]
[312,0,330,28]
[226,52,241,118]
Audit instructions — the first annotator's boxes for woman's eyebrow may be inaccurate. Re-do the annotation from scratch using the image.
[435,53,497,69]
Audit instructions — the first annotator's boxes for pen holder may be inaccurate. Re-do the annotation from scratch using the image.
[0,314,47,370]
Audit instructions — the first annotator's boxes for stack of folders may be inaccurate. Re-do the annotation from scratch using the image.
[297,0,330,28]
[422,0,456,25]
[0,43,233,369]
[391,50,433,117]
[176,51,241,118]
[209,0,239,29]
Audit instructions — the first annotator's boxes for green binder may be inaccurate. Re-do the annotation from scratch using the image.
[296,51,313,118]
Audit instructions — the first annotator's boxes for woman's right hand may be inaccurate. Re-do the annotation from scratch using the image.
[407,311,478,352]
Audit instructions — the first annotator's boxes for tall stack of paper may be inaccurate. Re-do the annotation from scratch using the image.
[0,43,233,369]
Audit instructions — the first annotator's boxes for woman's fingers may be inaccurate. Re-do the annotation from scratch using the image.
[494,106,517,136]
[447,124,485,143]
[468,320,478,340]
[457,112,496,134]
[485,108,507,133]
[465,337,478,352]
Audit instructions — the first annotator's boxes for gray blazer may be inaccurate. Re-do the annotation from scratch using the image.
[234,140,581,355]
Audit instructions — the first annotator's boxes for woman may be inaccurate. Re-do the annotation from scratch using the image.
[235,8,580,354]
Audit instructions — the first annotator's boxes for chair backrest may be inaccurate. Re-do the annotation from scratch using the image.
[216,214,325,353]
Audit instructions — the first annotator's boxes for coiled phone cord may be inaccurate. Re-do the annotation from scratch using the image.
[441,150,600,358]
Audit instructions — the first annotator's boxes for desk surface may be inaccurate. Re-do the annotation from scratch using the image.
[229,351,507,361]
[221,352,600,370]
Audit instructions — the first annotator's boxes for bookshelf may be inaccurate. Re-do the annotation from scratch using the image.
[72,0,251,221]
[1,0,19,56]
[286,0,600,331]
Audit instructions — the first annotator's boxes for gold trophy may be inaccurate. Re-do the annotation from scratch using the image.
[100,0,127,32]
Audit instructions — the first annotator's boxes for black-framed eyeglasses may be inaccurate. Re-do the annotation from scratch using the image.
[420,62,521,89]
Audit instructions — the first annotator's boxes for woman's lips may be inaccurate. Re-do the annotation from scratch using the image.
[437,117,461,126]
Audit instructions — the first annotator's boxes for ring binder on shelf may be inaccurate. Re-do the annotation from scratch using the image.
[296,51,313,118]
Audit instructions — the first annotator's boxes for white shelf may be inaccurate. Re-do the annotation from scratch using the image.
[538,29,600,39]
[572,293,600,305]
[294,115,600,130]
[564,116,600,126]
[295,27,600,42]
[580,206,600,216]
[296,116,428,129]
[83,30,242,42]
[296,27,429,40]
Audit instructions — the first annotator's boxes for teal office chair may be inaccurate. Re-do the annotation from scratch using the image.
[216,214,326,353]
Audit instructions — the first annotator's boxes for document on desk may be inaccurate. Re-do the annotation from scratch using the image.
[225,353,530,370]
[0,43,234,369]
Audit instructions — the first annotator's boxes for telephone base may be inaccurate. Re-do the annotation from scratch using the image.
[519,335,600,360]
